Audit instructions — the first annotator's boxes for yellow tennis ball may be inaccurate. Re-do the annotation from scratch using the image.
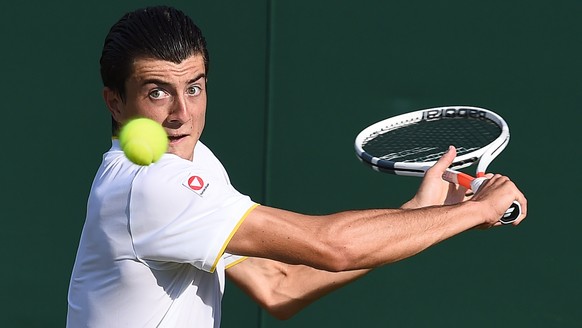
[119,118,168,166]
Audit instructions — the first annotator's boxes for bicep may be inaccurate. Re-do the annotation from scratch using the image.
[226,205,346,271]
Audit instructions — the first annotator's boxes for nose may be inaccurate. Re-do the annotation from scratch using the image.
[167,95,189,125]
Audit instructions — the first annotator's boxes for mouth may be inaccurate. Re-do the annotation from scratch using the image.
[167,134,189,144]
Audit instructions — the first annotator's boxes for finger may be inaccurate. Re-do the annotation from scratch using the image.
[426,145,456,177]
[512,190,528,226]
[444,182,469,204]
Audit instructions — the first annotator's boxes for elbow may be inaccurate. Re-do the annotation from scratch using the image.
[266,307,296,321]
[317,248,353,272]
[306,216,368,272]
[259,296,303,321]
[310,235,357,272]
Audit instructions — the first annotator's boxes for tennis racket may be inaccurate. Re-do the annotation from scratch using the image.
[354,105,521,224]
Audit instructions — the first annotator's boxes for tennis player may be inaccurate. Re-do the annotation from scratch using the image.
[66,6,527,327]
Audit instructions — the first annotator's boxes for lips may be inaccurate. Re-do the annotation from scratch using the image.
[167,134,188,144]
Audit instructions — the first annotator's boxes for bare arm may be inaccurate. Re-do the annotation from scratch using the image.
[227,257,369,320]
[227,147,527,272]
[225,148,467,320]
[229,201,484,272]
[225,203,481,320]
[224,147,527,318]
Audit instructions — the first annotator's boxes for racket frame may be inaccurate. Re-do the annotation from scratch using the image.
[354,106,519,224]
[354,106,510,179]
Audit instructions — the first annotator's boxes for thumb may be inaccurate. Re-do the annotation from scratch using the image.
[426,145,456,177]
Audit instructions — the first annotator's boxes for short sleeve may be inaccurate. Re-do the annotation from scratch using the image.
[128,156,257,273]
[223,253,247,269]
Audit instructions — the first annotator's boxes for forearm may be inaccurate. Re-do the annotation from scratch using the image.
[227,257,370,320]
[323,202,483,270]
[230,202,484,273]
[270,263,369,319]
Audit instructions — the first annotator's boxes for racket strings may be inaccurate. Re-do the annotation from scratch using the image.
[362,118,501,162]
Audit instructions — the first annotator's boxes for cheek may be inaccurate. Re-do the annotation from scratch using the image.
[130,101,168,123]
[122,100,148,118]
[193,112,206,136]
[191,99,207,127]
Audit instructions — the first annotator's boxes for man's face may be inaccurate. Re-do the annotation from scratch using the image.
[106,54,207,161]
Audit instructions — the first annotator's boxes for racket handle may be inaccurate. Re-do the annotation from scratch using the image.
[471,177,521,225]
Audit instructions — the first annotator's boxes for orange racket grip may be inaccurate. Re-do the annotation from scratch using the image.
[456,172,474,190]
[442,170,474,190]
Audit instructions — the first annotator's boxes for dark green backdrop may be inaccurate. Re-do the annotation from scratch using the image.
[1,1,580,327]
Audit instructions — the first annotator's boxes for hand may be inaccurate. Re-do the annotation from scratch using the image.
[402,146,470,209]
[470,174,528,227]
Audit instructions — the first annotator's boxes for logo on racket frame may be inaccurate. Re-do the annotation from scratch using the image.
[423,107,487,121]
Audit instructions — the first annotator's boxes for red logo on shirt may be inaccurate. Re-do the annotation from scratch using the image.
[187,176,205,191]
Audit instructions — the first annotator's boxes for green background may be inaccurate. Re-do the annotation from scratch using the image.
[2,1,580,327]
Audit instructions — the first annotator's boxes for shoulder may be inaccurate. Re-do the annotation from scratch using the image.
[194,141,226,171]
[130,151,238,211]
[128,141,249,221]
[131,155,204,204]
[195,140,214,157]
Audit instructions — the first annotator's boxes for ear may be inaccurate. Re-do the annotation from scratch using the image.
[103,87,124,124]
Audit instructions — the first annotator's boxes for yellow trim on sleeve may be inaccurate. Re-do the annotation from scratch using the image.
[210,203,260,273]
[225,256,248,269]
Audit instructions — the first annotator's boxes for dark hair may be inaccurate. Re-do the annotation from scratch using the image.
[100,6,209,133]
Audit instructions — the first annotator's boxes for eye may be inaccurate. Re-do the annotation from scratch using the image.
[187,85,202,96]
[149,89,170,100]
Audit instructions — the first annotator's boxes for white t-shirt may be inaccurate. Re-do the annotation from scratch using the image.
[67,140,257,328]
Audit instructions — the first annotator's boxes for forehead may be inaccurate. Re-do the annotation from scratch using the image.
[129,54,206,83]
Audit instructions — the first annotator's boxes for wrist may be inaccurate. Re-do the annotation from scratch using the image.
[457,200,489,227]
[400,198,420,210]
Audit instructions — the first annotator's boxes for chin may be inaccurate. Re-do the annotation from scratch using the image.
[167,146,194,161]
[167,137,196,160]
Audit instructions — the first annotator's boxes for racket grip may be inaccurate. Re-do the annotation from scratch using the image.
[471,177,521,225]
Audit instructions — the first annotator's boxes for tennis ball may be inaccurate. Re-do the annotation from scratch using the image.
[119,118,168,166]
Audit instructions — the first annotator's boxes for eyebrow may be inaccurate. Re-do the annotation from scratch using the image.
[141,73,207,87]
